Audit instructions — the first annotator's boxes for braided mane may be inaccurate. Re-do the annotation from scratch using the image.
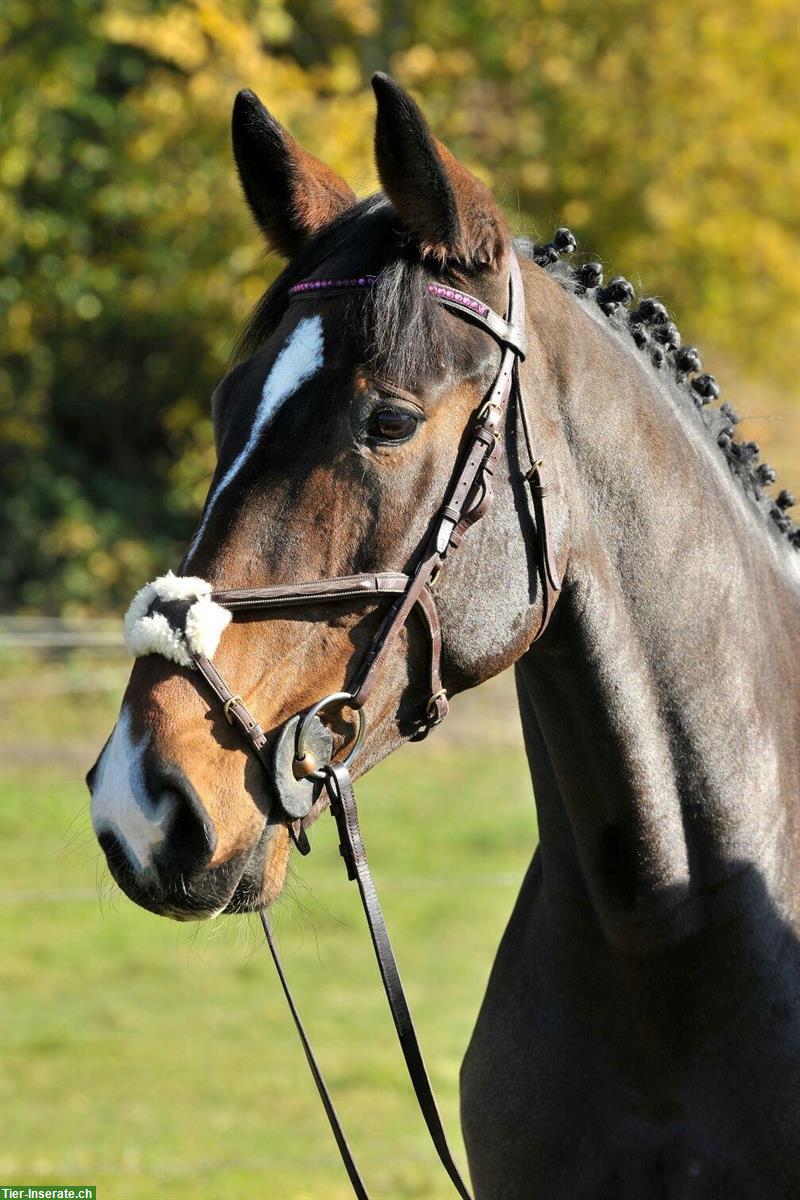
[521,228,799,552]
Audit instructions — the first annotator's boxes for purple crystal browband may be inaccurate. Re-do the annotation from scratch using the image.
[288,275,491,320]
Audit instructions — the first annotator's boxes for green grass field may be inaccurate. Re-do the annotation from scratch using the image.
[0,656,536,1200]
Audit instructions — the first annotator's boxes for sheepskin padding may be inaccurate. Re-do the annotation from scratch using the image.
[124,571,231,667]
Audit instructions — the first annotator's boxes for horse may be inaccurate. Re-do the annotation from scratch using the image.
[88,74,800,1198]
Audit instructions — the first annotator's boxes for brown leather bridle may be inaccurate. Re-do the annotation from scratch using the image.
[184,251,560,1198]
[192,252,559,815]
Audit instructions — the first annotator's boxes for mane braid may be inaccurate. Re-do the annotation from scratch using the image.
[517,229,799,553]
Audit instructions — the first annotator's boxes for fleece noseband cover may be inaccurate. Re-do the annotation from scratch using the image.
[124,572,232,668]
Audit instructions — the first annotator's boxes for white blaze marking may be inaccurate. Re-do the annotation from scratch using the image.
[187,315,325,559]
[90,708,179,874]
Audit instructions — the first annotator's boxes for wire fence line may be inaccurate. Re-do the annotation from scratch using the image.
[0,616,131,698]
[0,615,126,651]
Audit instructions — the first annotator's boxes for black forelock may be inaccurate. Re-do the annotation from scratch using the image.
[235,195,458,387]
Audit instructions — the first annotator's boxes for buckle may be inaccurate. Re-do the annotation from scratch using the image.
[223,694,244,725]
[426,689,448,724]
[477,399,502,422]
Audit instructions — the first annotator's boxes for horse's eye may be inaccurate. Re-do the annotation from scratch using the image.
[366,406,418,443]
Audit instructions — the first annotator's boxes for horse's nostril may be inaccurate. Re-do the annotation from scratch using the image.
[151,776,217,879]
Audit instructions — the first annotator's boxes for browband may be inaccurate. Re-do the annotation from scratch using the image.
[288,271,528,359]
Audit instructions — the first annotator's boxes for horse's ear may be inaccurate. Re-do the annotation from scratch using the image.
[232,90,356,258]
[371,73,509,271]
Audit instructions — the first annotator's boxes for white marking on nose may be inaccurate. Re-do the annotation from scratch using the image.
[91,708,179,874]
[187,315,325,559]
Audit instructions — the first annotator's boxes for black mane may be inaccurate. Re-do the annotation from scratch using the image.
[237,204,798,553]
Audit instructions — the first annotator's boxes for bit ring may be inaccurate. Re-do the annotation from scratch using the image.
[294,691,366,782]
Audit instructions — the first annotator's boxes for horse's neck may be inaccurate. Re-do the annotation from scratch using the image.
[517,314,800,954]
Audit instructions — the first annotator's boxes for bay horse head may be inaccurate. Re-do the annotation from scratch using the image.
[88,76,569,919]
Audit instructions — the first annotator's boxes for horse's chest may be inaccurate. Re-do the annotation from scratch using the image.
[460,890,800,1199]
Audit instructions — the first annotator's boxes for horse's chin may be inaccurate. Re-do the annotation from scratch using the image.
[221,825,292,914]
[100,819,291,921]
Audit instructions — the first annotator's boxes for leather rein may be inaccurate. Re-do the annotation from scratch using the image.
[186,251,560,1197]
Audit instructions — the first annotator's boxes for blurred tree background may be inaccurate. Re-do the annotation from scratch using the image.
[1,0,797,613]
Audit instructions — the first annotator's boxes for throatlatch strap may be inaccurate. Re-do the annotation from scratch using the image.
[514,358,562,638]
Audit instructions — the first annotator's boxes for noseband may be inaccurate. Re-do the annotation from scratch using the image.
[124,251,560,1198]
